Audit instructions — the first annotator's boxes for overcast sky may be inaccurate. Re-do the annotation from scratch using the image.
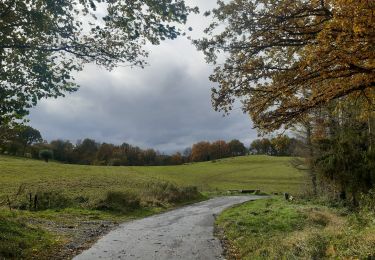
[28,0,258,154]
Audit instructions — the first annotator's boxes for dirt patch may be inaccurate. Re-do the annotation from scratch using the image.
[214,225,241,260]
[28,218,118,259]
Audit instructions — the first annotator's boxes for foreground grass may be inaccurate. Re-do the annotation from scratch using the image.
[216,197,375,259]
[0,214,58,259]
[0,206,171,259]
[0,155,305,259]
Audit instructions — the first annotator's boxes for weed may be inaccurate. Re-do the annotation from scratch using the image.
[96,191,141,212]
[216,197,375,259]
[143,181,201,205]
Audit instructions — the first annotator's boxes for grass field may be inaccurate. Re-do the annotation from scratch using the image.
[216,197,375,259]
[0,155,306,259]
[0,155,306,199]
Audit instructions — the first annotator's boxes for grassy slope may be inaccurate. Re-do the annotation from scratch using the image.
[0,155,306,199]
[216,197,375,259]
[135,156,306,194]
[0,155,305,259]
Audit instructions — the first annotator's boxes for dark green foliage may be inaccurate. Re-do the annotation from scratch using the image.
[17,126,43,154]
[0,0,198,126]
[250,138,273,155]
[33,191,73,211]
[315,123,375,205]
[228,139,247,156]
[11,191,73,211]
[0,125,43,156]
[109,158,122,166]
[39,149,53,162]
[49,140,74,163]
[74,138,99,165]
[96,191,141,212]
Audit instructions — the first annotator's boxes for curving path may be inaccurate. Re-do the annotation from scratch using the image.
[74,196,262,260]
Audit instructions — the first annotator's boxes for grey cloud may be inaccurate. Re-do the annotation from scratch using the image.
[28,0,258,154]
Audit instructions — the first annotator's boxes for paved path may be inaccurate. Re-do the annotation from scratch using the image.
[74,196,262,260]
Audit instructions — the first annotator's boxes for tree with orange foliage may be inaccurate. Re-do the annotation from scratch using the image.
[210,140,230,160]
[195,0,374,132]
[191,141,211,162]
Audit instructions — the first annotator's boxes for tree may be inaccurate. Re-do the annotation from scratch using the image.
[0,0,198,126]
[141,149,157,165]
[96,143,115,165]
[228,139,247,156]
[0,124,18,151]
[39,149,53,163]
[250,138,272,155]
[50,140,74,163]
[210,140,230,160]
[17,126,42,155]
[195,0,374,132]
[270,135,291,156]
[183,147,192,162]
[191,141,211,162]
[74,138,99,165]
[170,152,183,165]
[313,99,375,205]
[0,125,42,155]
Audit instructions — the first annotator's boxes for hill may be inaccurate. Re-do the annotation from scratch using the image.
[0,155,306,199]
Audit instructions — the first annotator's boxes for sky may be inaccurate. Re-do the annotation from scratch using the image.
[28,0,258,154]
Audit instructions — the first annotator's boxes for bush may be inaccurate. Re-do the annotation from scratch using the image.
[32,191,73,210]
[143,181,201,204]
[109,158,122,166]
[8,191,73,211]
[96,191,141,212]
[359,189,375,212]
[39,149,53,162]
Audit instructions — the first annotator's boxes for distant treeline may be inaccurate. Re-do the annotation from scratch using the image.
[0,126,299,166]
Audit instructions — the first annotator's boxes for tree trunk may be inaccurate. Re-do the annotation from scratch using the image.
[368,113,374,153]
[306,121,317,195]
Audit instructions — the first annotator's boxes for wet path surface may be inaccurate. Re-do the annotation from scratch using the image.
[74,196,262,260]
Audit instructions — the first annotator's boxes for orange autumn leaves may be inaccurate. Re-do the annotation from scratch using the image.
[197,0,374,132]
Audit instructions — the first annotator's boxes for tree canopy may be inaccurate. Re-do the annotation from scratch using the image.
[195,0,374,132]
[0,0,198,126]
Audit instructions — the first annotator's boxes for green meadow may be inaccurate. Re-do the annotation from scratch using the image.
[0,155,305,199]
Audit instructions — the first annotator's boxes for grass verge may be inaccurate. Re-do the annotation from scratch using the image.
[216,197,375,259]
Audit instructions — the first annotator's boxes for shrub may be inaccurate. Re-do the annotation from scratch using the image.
[39,149,53,162]
[96,191,141,212]
[359,189,375,212]
[32,191,73,210]
[109,158,122,166]
[10,191,72,211]
[143,181,201,204]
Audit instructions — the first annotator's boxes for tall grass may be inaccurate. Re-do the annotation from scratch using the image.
[216,197,375,259]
